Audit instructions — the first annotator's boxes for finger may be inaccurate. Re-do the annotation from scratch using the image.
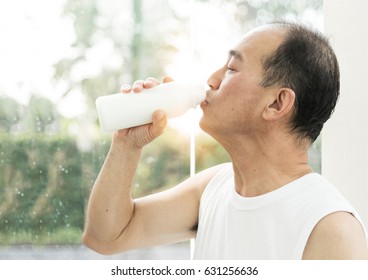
[132,80,145,93]
[143,77,160,89]
[163,76,174,83]
[120,83,132,93]
[149,110,167,138]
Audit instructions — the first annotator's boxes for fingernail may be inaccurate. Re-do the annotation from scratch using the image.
[145,79,153,86]
[121,84,130,91]
[132,84,142,92]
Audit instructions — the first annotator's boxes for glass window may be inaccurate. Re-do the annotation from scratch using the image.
[0,0,322,259]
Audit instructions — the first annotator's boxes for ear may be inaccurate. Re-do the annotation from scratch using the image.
[262,88,296,121]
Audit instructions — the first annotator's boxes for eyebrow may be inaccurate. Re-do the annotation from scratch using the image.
[228,49,243,61]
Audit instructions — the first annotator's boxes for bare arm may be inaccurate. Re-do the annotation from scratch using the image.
[83,78,221,254]
[302,211,368,259]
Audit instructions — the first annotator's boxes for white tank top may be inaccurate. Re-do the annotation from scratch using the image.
[193,163,367,259]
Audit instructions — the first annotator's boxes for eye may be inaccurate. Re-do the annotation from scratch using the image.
[226,67,236,73]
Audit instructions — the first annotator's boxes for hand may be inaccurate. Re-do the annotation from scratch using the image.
[120,76,174,93]
[113,77,174,149]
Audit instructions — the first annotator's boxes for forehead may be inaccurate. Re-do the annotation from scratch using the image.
[234,25,286,63]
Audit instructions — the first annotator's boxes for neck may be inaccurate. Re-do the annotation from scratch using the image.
[217,132,313,197]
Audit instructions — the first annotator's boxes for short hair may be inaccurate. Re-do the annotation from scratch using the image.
[260,22,340,142]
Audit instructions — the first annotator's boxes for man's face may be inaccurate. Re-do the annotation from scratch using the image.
[200,26,285,138]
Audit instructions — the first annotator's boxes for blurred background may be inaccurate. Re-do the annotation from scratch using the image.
[0,0,322,259]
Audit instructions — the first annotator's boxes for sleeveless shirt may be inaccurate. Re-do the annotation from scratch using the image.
[193,163,367,259]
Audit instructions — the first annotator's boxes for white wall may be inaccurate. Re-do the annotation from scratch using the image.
[323,0,368,229]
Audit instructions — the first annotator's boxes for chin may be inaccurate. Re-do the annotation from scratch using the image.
[199,117,216,136]
[199,116,207,131]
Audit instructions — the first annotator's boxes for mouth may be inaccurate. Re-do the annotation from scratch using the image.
[199,100,209,111]
[200,99,209,109]
[200,90,211,107]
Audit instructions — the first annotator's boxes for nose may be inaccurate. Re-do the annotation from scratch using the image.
[207,68,223,90]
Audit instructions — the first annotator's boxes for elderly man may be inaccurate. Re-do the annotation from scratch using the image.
[83,21,368,259]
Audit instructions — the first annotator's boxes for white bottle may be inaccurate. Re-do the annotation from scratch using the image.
[95,81,206,132]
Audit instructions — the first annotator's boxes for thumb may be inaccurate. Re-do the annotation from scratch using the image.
[148,110,167,139]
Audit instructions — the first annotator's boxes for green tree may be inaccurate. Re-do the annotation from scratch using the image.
[53,0,185,110]
[0,96,23,133]
[24,96,60,133]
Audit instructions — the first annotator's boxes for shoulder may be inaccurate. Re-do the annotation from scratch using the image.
[158,163,230,204]
[194,162,233,196]
[302,211,368,259]
[192,163,232,195]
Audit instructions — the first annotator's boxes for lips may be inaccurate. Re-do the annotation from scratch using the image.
[200,99,209,109]
[201,90,211,106]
